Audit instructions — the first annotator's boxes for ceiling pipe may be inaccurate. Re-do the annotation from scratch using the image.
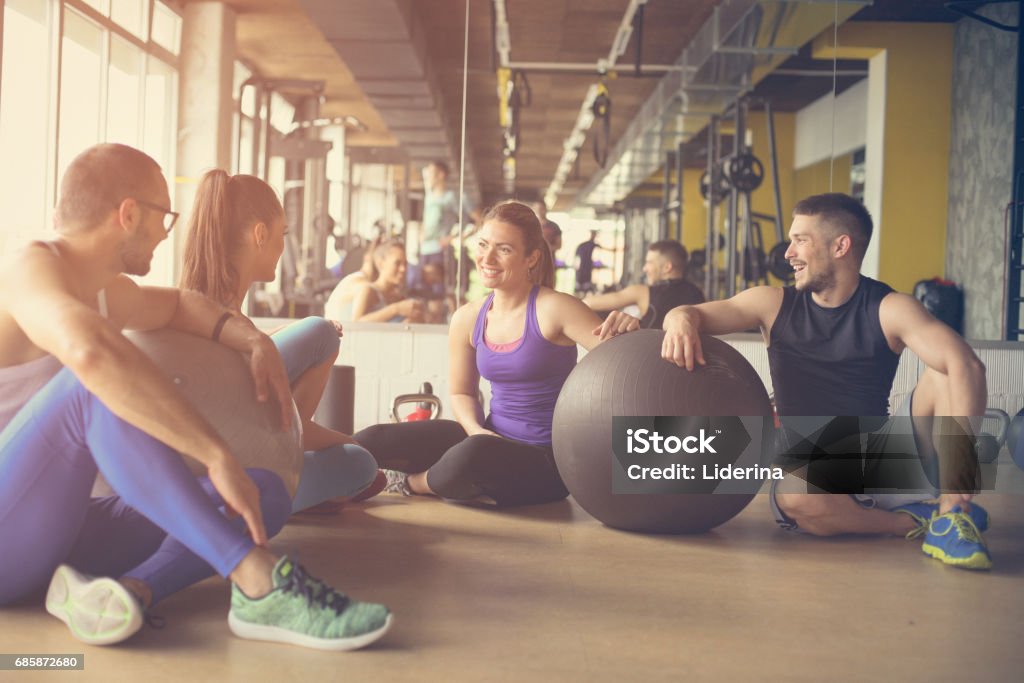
[508,61,694,73]
[544,0,650,207]
[492,0,510,68]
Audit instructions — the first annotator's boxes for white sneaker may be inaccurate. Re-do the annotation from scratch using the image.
[45,564,143,645]
[382,469,413,496]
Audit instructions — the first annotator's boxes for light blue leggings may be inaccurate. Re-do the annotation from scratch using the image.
[270,317,378,512]
[0,369,292,606]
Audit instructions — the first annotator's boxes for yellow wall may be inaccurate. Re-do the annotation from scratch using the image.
[792,154,853,204]
[680,168,706,252]
[814,23,954,294]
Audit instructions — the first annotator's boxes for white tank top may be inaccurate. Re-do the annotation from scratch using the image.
[0,242,108,431]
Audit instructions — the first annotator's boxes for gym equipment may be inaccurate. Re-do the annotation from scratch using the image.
[237,78,337,316]
[703,115,721,299]
[974,434,1000,464]
[592,82,612,167]
[699,97,786,300]
[552,330,771,534]
[975,408,1010,464]
[1008,407,1024,470]
[391,382,442,422]
[767,241,794,281]
[314,365,356,435]
[914,278,965,335]
[129,329,304,496]
[699,166,730,204]
[723,153,765,193]
[738,246,767,282]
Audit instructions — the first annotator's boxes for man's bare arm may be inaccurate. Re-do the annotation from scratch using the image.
[126,285,266,352]
[661,286,782,370]
[448,301,492,436]
[881,293,987,418]
[584,284,646,315]
[3,248,236,469]
[122,284,294,426]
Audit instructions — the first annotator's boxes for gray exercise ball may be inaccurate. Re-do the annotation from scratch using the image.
[122,328,303,495]
[552,330,771,534]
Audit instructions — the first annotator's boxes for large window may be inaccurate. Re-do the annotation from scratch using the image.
[0,0,181,284]
[58,9,104,180]
[0,0,53,254]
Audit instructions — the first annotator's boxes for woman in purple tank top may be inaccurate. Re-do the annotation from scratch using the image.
[355,202,639,506]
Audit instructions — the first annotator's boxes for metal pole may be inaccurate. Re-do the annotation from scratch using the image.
[402,159,411,245]
[676,140,685,241]
[250,85,263,177]
[765,99,785,242]
[456,0,471,307]
[1006,1,1024,340]
[346,157,354,251]
[726,104,743,297]
[262,85,274,181]
[705,116,717,300]
[740,99,754,291]
[661,149,674,239]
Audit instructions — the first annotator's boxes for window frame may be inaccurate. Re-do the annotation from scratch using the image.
[0,0,182,284]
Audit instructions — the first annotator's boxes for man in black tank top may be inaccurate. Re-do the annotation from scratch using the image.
[660,193,992,570]
[585,240,705,329]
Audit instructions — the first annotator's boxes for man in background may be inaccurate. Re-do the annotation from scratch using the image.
[585,239,704,328]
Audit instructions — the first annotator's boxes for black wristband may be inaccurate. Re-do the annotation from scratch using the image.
[211,312,233,342]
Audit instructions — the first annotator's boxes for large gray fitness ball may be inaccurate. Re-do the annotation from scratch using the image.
[128,328,303,495]
[552,330,771,534]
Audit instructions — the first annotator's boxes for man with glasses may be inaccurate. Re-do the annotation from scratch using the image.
[0,143,392,649]
[120,198,179,275]
[135,199,180,232]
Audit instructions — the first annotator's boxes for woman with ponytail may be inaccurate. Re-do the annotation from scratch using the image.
[181,170,381,513]
[355,201,640,507]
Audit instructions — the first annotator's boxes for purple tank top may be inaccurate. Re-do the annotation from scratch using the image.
[473,286,577,445]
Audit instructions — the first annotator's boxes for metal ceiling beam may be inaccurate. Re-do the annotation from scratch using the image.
[575,0,871,209]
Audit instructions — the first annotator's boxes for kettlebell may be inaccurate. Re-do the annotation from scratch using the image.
[1008,407,1024,471]
[974,408,1010,464]
[391,381,442,422]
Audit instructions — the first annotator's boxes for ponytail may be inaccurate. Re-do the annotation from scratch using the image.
[180,170,284,307]
[180,170,237,307]
[533,239,555,289]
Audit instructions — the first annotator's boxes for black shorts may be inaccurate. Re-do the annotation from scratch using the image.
[769,392,939,496]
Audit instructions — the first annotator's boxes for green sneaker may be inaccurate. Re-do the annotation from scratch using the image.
[228,557,392,651]
[45,564,143,645]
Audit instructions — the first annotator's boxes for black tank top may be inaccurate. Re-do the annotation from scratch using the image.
[641,279,706,329]
[768,276,900,416]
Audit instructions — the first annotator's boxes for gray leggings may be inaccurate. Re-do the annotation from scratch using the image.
[354,420,568,507]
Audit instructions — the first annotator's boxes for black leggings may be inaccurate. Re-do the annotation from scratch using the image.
[354,420,568,507]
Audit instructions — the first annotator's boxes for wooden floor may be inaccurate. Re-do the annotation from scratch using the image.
[3,465,1024,682]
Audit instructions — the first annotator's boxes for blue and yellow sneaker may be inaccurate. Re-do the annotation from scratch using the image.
[893,499,989,539]
[228,556,392,651]
[921,506,992,570]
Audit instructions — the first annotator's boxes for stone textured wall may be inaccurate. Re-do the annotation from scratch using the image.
[947,4,1018,339]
